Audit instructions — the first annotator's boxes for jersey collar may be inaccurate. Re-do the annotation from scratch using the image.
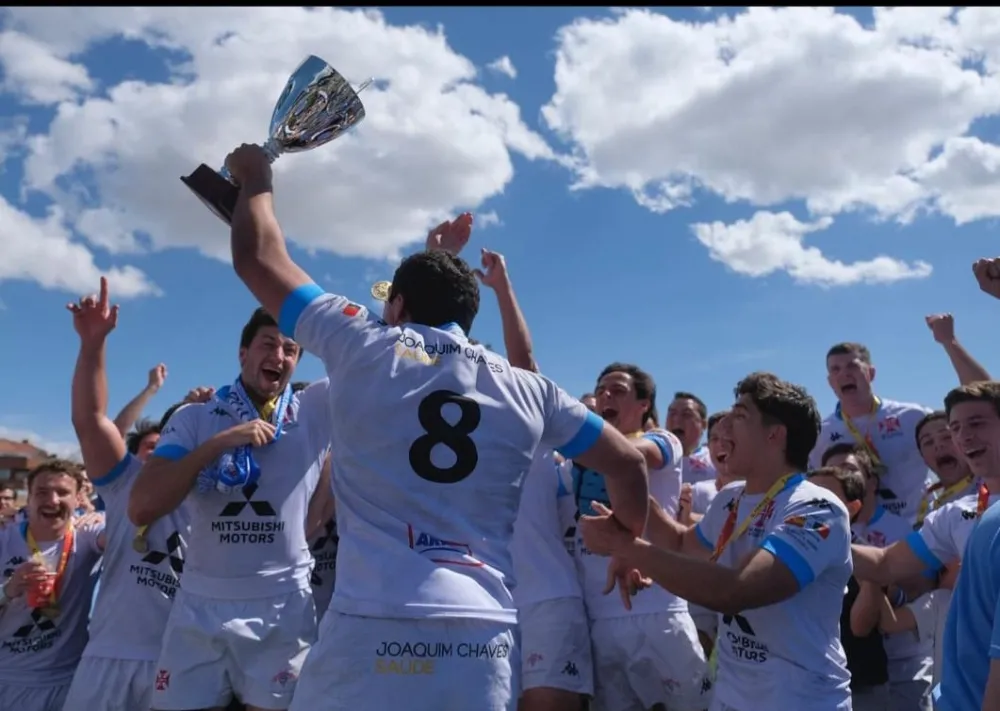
[834,397,883,421]
[436,321,466,337]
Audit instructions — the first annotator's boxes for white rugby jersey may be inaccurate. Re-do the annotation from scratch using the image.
[308,517,338,619]
[0,520,104,685]
[86,454,191,661]
[694,478,852,710]
[905,492,1000,571]
[691,478,720,516]
[682,443,716,485]
[510,451,582,609]
[852,506,933,684]
[574,428,688,619]
[151,379,331,599]
[810,398,933,525]
[281,285,602,624]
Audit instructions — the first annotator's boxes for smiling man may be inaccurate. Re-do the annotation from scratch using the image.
[128,308,333,711]
[810,342,933,526]
[913,412,976,529]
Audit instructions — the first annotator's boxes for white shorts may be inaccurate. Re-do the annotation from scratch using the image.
[152,587,316,710]
[63,656,156,711]
[0,680,69,711]
[520,597,593,696]
[289,611,519,711]
[591,610,711,711]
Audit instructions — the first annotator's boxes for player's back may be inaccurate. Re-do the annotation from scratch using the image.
[326,321,556,623]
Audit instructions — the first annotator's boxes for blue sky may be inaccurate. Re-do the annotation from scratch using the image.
[1,6,999,455]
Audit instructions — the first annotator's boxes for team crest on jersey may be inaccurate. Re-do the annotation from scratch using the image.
[749,500,776,537]
[342,303,363,318]
[407,525,483,568]
[878,416,903,440]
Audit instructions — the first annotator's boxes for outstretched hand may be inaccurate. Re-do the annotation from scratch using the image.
[67,277,119,343]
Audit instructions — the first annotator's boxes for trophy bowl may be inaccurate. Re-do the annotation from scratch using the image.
[181,55,369,225]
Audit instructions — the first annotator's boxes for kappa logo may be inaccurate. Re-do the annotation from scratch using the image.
[962,509,978,521]
[219,483,277,518]
[829,431,844,442]
[2,555,25,579]
[784,515,831,539]
[211,407,232,419]
[142,531,185,575]
[13,608,56,638]
[562,661,579,677]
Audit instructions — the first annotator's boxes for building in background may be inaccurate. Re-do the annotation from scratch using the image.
[0,438,54,503]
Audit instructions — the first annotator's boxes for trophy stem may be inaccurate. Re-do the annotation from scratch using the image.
[262,138,281,164]
[355,77,374,94]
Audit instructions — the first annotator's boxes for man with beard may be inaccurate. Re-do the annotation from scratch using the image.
[575,363,710,711]
[810,343,932,526]
[582,372,853,711]
[60,278,194,711]
[667,392,717,485]
[223,143,648,711]
[129,307,333,711]
[913,412,976,529]
[0,461,106,710]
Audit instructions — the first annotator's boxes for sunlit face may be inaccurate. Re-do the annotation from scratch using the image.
[826,352,874,404]
[595,371,649,434]
[708,416,734,478]
[136,432,160,463]
[0,488,14,509]
[666,398,705,453]
[948,400,1000,480]
[726,394,778,478]
[239,325,300,400]
[917,417,968,484]
[77,478,94,508]
[28,471,78,529]
[581,395,597,413]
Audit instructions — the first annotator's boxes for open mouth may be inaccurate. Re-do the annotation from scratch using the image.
[965,447,988,462]
[601,408,618,422]
[935,454,959,469]
[840,383,857,394]
[261,367,282,384]
[38,507,65,521]
[670,428,685,439]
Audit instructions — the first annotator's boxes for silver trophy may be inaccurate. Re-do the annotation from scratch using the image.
[181,55,370,224]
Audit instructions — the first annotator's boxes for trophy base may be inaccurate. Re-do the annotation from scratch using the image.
[180,164,239,225]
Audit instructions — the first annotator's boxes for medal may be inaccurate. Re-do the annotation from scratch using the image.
[40,605,60,619]
[370,280,391,302]
[133,525,149,553]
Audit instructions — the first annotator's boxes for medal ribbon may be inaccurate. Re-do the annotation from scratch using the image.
[21,521,73,609]
[841,397,883,468]
[978,482,991,516]
[915,475,975,528]
[711,472,803,562]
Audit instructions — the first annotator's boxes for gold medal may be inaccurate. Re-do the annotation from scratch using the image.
[40,605,60,619]
[132,535,148,554]
[370,280,391,302]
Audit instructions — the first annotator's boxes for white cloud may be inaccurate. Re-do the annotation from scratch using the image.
[692,211,933,287]
[0,195,159,298]
[477,210,501,228]
[0,6,553,289]
[487,55,517,79]
[542,7,1000,284]
[0,426,81,462]
[0,30,93,104]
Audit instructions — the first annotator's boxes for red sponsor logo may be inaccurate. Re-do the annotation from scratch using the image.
[527,653,544,667]
[155,670,170,691]
[342,303,362,317]
[785,515,831,539]
[879,417,901,434]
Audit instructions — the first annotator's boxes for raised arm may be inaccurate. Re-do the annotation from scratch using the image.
[926,313,991,385]
[474,249,537,372]
[68,277,128,478]
[225,143,314,322]
[113,364,167,437]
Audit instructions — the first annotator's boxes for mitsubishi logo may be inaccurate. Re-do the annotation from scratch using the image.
[142,531,185,575]
[219,483,276,517]
[13,609,56,638]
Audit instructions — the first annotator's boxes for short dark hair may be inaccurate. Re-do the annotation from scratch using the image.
[389,251,480,335]
[809,465,865,504]
[27,459,85,493]
[707,410,730,435]
[826,342,871,364]
[240,307,278,349]
[126,418,161,455]
[944,381,1000,419]
[820,442,877,483]
[581,392,595,401]
[734,372,819,471]
[915,410,947,447]
[673,391,708,422]
[598,363,657,425]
